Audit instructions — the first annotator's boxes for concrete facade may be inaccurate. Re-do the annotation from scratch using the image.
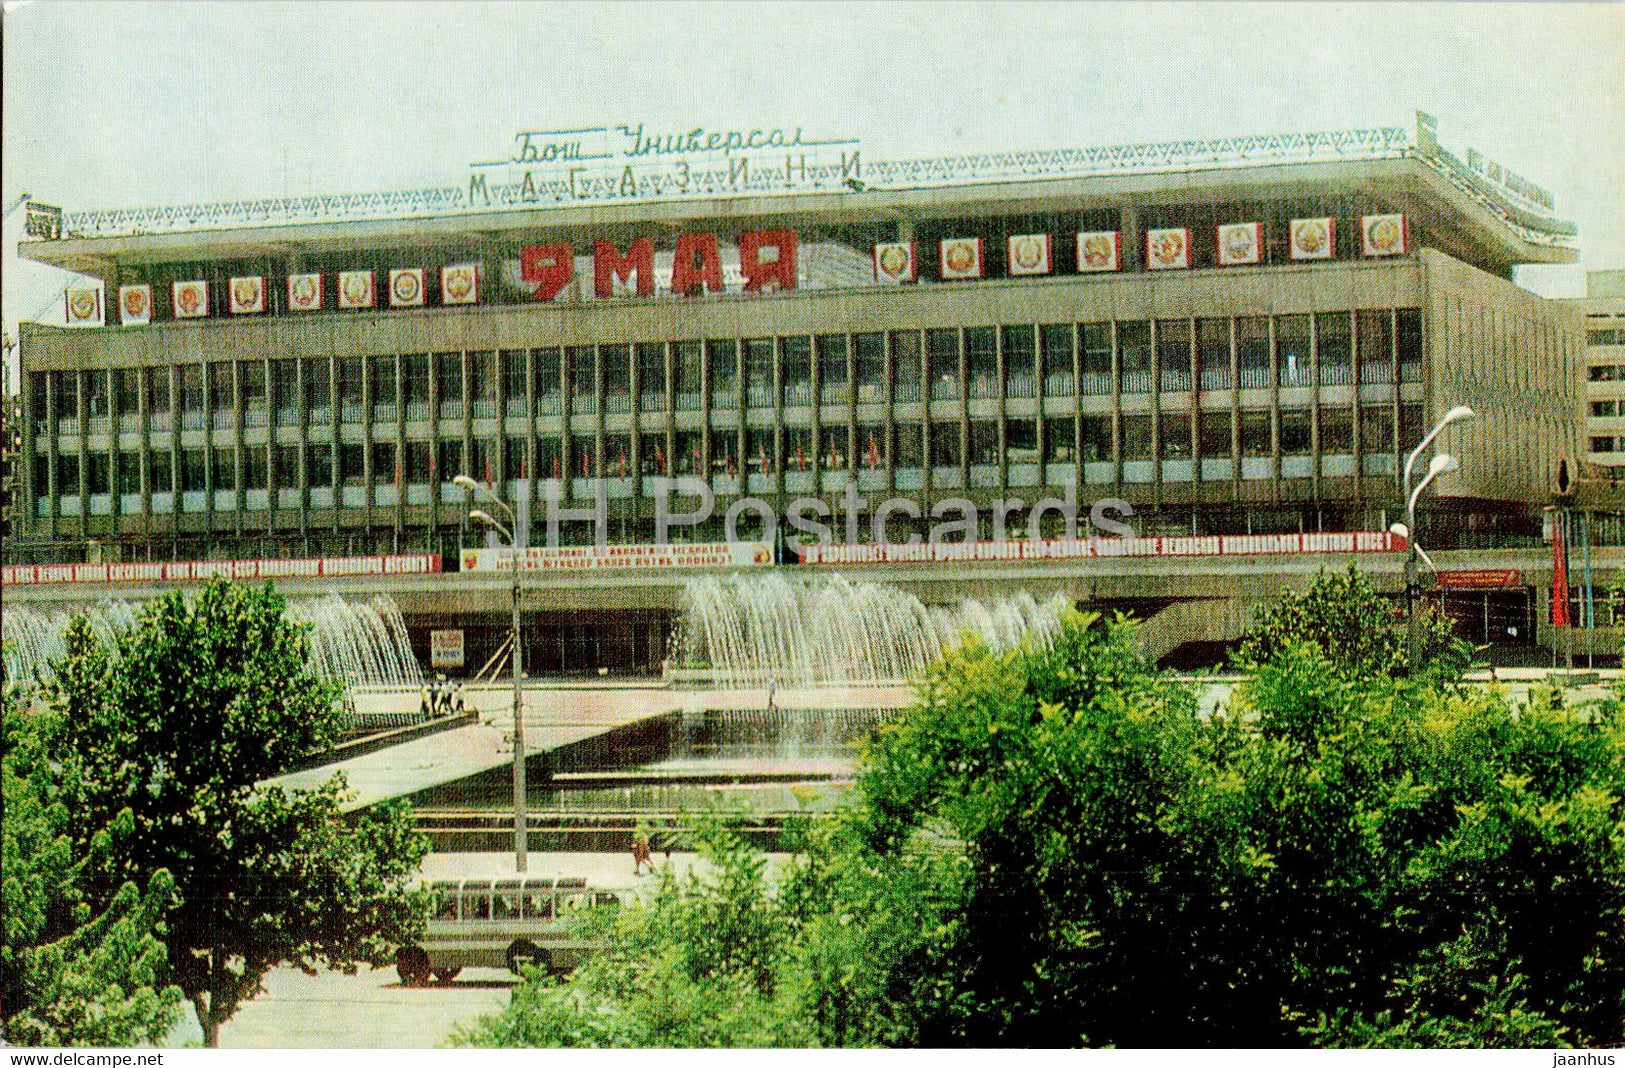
[12,151,1583,566]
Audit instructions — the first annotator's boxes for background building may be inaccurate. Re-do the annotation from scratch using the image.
[1582,270,1625,472]
[3,117,1591,672]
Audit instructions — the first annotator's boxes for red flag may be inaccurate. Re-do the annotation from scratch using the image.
[1552,511,1571,627]
[483,454,492,486]
[757,445,770,473]
[865,435,880,470]
[551,454,562,479]
[693,445,703,474]
[794,441,806,470]
[654,445,667,475]
[580,448,591,477]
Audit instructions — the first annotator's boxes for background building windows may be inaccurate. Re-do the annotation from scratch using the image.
[1237,317,1270,389]
[470,352,497,418]
[1120,414,1153,460]
[1317,312,1353,386]
[568,346,597,414]
[115,368,141,419]
[673,342,702,411]
[1276,315,1311,389]
[821,424,850,470]
[746,428,776,473]
[1158,412,1192,458]
[1040,323,1074,397]
[1240,410,1272,456]
[1593,400,1618,417]
[243,445,268,491]
[929,423,960,467]
[307,446,333,489]
[1359,310,1395,387]
[534,347,564,415]
[1319,407,1354,453]
[181,449,207,492]
[1197,318,1230,391]
[1157,320,1192,393]
[372,441,397,485]
[1118,321,1151,394]
[340,443,365,484]
[1080,322,1112,396]
[605,433,633,477]
[856,423,887,469]
[1396,309,1423,382]
[781,337,812,407]
[435,352,463,419]
[743,339,773,408]
[891,332,922,403]
[150,451,173,493]
[116,452,142,495]
[817,334,850,405]
[303,358,331,423]
[501,350,528,415]
[337,358,363,423]
[87,452,111,495]
[1002,326,1036,399]
[965,327,996,399]
[211,447,237,491]
[1081,415,1112,462]
[926,330,960,401]
[1006,420,1038,465]
[969,420,999,466]
[1043,416,1076,463]
[1279,409,1312,454]
[276,445,301,489]
[705,341,736,409]
[785,426,813,471]
[1199,411,1233,458]
[854,333,885,404]
[895,424,924,468]
[370,355,397,420]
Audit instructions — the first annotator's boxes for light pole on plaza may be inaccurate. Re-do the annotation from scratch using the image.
[1395,405,1474,667]
[454,474,527,872]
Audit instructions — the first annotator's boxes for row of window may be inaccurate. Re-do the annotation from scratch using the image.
[29,311,1427,432]
[1589,328,1625,346]
[1592,400,1623,417]
[35,404,1424,496]
[1590,436,1625,455]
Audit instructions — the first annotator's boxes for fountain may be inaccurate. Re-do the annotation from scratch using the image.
[2,593,422,692]
[672,572,1070,687]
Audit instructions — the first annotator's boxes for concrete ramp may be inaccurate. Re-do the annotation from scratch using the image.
[262,682,917,811]
[1134,598,1253,662]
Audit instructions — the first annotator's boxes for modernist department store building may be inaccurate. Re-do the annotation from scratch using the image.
[12,115,1585,566]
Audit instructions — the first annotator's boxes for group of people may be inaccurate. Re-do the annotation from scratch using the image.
[420,674,467,719]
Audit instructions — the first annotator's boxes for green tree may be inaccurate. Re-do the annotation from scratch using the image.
[848,613,1625,1046]
[1235,564,1470,679]
[2,684,182,1046]
[40,580,430,1047]
[454,607,1625,1048]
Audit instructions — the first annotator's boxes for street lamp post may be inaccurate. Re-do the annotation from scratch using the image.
[1398,406,1475,668]
[455,475,527,873]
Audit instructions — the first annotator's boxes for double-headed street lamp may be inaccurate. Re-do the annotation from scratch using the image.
[453,474,527,872]
[1393,406,1475,665]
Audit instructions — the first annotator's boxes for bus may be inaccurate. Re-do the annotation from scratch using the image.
[395,874,635,985]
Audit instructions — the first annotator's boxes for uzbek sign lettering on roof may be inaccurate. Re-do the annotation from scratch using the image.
[466,123,863,207]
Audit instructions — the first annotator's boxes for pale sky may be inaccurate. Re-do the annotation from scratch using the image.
[4,0,1623,384]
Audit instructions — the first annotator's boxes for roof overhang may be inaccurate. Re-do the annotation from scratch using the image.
[19,154,1575,278]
